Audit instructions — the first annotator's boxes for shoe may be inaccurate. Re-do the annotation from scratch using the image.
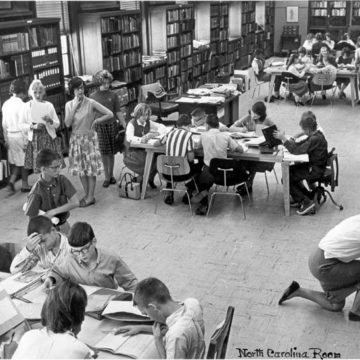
[103,180,110,188]
[322,94,327,100]
[20,187,31,193]
[6,183,15,196]
[164,194,174,205]
[264,96,275,103]
[290,200,301,208]
[296,200,315,215]
[79,198,96,207]
[273,95,284,100]
[195,204,208,216]
[109,177,116,185]
[148,179,157,189]
[349,311,360,321]
[236,184,252,196]
[278,281,300,305]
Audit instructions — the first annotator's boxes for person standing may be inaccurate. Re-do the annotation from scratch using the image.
[1,79,30,195]
[90,70,126,188]
[64,77,113,207]
[24,79,64,173]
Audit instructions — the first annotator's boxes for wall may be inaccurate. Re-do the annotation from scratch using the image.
[274,1,309,55]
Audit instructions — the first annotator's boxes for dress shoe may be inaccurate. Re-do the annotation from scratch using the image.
[296,200,315,216]
[103,180,110,188]
[278,281,300,305]
[109,177,117,185]
[195,204,208,216]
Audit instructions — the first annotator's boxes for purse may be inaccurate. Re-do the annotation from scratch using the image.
[118,173,141,200]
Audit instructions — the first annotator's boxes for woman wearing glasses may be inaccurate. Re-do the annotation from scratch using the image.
[65,77,113,208]
[44,222,137,292]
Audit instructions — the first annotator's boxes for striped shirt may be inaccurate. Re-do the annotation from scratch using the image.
[166,128,194,157]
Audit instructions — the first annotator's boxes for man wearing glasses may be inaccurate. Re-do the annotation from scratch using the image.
[24,149,80,235]
[45,222,137,292]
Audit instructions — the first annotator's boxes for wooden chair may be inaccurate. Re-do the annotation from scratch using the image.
[280,71,302,99]
[250,68,268,98]
[207,158,250,219]
[310,68,337,106]
[207,306,235,359]
[156,155,198,215]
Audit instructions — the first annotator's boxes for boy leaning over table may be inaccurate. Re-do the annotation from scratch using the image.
[44,221,137,292]
[113,277,206,359]
[10,215,68,274]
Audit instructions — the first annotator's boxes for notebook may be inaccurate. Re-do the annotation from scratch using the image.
[261,125,282,148]
[0,290,25,336]
[101,300,152,322]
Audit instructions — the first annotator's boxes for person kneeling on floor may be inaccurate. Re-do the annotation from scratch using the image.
[274,111,328,216]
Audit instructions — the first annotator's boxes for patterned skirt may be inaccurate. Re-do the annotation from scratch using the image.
[68,132,103,176]
[95,121,118,155]
[24,127,65,172]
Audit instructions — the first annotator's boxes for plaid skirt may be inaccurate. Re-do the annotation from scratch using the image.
[95,121,117,155]
[68,132,103,176]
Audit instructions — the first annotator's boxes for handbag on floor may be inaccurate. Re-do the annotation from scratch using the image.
[118,172,141,200]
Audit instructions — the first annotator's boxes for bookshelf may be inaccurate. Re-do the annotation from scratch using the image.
[149,4,194,97]
[142,59,167,87]
[0,18,64,114]
[192,47,211,87]
[264,1,275,58]
[79,10,142,117]
[308,1,349,40]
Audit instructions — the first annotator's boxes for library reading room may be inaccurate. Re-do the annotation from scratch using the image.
[1,0,360,358]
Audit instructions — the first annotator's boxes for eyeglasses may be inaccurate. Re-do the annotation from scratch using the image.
[70,241,93,256]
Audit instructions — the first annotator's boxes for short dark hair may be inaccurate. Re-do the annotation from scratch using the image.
[27,216,53,236]
[68,77,85,96]
[9,79,27,95]
[315,33,323,41]
[300,111,317,132]
[68,222,95,247]
[206,114,219,129]
[177,114,191,128]
[298,46,307,55]
[41,279,87,333]
[36,149,60,169]
[134,277,172,306]
[251,101,267,122]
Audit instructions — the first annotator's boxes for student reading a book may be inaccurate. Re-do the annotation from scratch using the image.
[274,111,328,216]
[23,79,65,173]
[191,107,228,131]
[10,216,68,274]
[24,149,79,235]
[115,277,205,359]
[90,70,126,188]
[12,279,94,359]
[65,76,113,208]
[279,215,360,322]
[1,79,31,195]
[45,222,137,291]
[229,101,276,195]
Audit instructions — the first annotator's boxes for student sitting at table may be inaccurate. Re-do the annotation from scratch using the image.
[311,33,329,61]
[10,216,68,274]
[115,277,205,359]
[45,221,137,291]
[229,101,275,194]
[323,32,335,50]
[316,45,337,68]
[190,107,228,131]
[278,214,360,322]
[13,279,93,359]
[195,114,248,215]
[251,49,283,101]
[163,114,202,205]
[124,103,166,189]
[298,47,312,66]
[302,33,315,54]
[24,149,79,236]
[336,46,353,99]
[274,111,328,216]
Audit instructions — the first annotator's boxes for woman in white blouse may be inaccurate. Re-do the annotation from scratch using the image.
[24,79,64,173]
[13,280,93,359]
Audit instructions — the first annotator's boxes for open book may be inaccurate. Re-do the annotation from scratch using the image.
[0,290,25,336]
[102,300,152,322]
[94,332,155,359]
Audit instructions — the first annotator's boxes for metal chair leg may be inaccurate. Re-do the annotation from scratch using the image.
[323,190,344,210]
[236,193,246,219]
[206,193,216,216]
[264,172,269,195]
[273,168,279,184]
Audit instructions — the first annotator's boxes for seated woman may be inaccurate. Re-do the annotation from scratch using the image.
[336,46,353,99]
[285,53,310,106]
[298,46,312,66]
[323,32,335,50]
[274,111,328,216]
[230,101,275,193]
[12,279,93,359]
[302,33,315,54]
[279,214,360,322]
[124,103,166,188]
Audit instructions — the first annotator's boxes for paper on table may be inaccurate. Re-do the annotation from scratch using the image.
[0,270,44,296]
[15,301,42,320]
[22,284,47,304]
[0,290,24,337]
[102,301,145,317]
[230,131,256,139]
[283,149,309,162]
[246,136,266,147]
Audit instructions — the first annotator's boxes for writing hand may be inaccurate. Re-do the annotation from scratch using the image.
[25,232,42,252]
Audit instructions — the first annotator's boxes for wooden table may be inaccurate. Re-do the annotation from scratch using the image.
[174,94,240,126]
[132,142,293,216]
[265,66,358,107]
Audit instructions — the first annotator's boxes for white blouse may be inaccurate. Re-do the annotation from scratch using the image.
[1,96,27,140]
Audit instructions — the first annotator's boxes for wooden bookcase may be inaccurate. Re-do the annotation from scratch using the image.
[142,60,167,87]
[308,1,349,41]
[264,1,275,58]
[79,10,142,116]
[192,47,211,87]
[149,4,194,97]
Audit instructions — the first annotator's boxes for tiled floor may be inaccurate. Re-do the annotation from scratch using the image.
[1,77,360,358]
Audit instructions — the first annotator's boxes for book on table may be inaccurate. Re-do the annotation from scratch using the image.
[94,332,155,358]
[0,290,25,336]
[101,300,153,322]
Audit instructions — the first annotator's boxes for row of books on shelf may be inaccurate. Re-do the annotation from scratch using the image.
[181,57,192,71]
[123,34,140,50]
[167,9,180,22]
[180,33,192,46]
[168,64,180,77]
[0,54,31,79]
[167,36,179,48]
[167,7,193,22]
[353,8,360,16]
[102,35,122,56]
[179,7,192,20]
[220,17,229,28]
[180,45,192,58]
[180,69,192,83]
[242,2,256,12]
[242,23,256,34]
[101,16,140,34]
[242,12,255,23]
[122,16,140,33]
[168,76,180,90]
[122,67,142,83]
[32,48,58,69]
[310,1,328,7]
[167,23,179,35]
[30,26,58,48]
[193,50,211,65]
[168,50,180,63]
[143,71,166,85]
[181,22,194,32]
[0,33,29,56]
[311,9,328,16]
[34,67,61,89]
[128,86,138,102]
[103,52,142,71]
[331,9,346,16]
